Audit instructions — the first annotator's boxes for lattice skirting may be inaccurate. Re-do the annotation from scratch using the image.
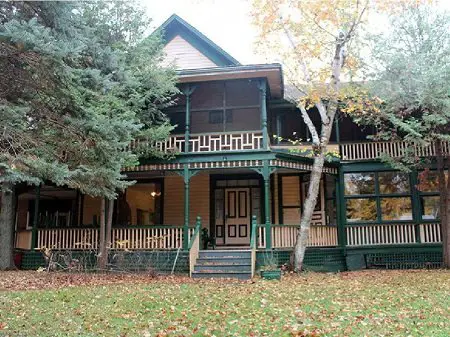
[256,248,346,272]
[17,250,189,273]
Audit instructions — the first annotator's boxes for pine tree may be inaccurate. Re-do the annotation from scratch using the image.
[0,1,177,269]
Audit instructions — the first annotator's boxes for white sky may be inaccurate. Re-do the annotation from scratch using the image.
[142,0,450,66]
[142,0,265,64]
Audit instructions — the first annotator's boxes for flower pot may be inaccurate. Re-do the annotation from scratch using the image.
[260,269,281,280]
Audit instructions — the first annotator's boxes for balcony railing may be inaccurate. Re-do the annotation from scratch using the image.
[340,141,450,161]
[130,130,264,154]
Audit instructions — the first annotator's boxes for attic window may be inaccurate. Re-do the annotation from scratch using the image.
[209,110,232,124]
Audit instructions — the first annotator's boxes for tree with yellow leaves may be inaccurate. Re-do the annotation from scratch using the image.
[253,0,374,271]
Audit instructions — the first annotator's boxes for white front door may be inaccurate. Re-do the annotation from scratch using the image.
[225,188,250,245]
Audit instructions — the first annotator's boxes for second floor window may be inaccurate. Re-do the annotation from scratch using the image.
[209,110,233,124]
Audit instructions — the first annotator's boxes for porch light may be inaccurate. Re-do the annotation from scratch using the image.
[150,191,161,197]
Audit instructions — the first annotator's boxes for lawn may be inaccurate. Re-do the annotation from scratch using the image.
[0,270,449,337]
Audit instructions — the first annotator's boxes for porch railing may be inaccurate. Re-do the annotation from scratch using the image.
[36,226,196,250]
[188,217,202,277]
[256,224,338,249]
[130,130,264,153]
[37,228,100,250]
[346,223,442,246]
[419,223,442,243]
[340,141,450,161]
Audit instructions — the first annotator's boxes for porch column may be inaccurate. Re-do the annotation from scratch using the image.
[183,165,190,250]
[334,111,340,143]
[276,112,282,144]
[262,160,272,249]
[259,80,269,150]
[183,85,195,154]
[336,168,346,247]
[31,184,40,249]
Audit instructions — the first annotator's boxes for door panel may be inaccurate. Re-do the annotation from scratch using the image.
[225,188,250,245]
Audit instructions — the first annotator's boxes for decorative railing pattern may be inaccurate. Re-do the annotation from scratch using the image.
[419,223,442,243]
[346,223,419,246]
[37,228,99,250]
[37,226,195,250]
[257,224,338,249]
[340,141,450,161]
[131,131,263,153]
[111,226,186,250]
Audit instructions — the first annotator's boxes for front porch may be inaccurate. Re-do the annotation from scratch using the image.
[13,155,444,273]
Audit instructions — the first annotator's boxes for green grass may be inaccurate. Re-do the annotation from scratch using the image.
[1,270,449,336]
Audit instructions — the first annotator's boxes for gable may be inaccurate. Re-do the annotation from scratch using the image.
[157,14,240,70]
[161,35,217,70]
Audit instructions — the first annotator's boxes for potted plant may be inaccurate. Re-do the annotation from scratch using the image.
[201,228,216,250]
[260,253,281,280]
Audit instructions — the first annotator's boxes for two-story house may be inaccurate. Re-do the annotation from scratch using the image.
[14,15,444,277]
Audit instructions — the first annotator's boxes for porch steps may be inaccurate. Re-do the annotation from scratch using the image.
[192,250,252,280]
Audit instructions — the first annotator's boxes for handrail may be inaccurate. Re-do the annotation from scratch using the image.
[250,215,257,278]
[250,216,258,249]
[188,216,202,277]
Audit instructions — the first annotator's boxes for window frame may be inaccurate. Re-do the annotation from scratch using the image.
[344,171,413,224]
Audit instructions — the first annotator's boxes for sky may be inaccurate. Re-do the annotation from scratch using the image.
[142,0,265,64]
[142,0,450,67]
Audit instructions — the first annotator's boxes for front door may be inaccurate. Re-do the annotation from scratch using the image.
[225,188,250,245]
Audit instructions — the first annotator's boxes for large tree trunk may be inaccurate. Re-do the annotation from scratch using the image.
[293,154,325,271]
[293,41,344,271]
[98,198,107,270]
[106,199,113,251]
[436,142,449,268]
[444,167,450,268]
[0,182,16,270]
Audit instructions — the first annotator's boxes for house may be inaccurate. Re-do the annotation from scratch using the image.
[14,14,443,277]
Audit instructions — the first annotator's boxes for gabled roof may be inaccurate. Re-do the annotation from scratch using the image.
[157,14,240,67]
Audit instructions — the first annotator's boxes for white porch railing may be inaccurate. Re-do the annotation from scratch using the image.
[346,223,417,246]
[346,223,443,246]
[111,227,186,250]
[37,228,99,250]
[340,141,450,161]
[131,131,263,153]
[36,226,195,250]
[257,224,338,249]
[419,223,442,243]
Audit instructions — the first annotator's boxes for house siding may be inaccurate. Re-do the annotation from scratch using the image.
[163,174,210,227]
[82,196,101,225]
[162,35,217,69]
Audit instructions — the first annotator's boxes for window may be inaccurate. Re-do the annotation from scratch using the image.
[344,173,375,195]
[346,198,377,222]
[417,170,447,220]
[118,181,163,226]
[344,171,412,223]
[209,110,232,124]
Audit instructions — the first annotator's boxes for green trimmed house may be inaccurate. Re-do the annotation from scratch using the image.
[14,15,444,277]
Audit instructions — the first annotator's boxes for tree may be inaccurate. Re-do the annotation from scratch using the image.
[0,1,177,269]
[351,3,450,266]
[252,0,370,270]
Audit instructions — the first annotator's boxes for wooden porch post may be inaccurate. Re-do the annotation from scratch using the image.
[276,112,282,145]
[31,185,40,249]
[334,111,340,144]
[337,168,346,247]
[183,165,190,250]
[259,80,269,150]
[262,160,272,249]
[183,84,195,154]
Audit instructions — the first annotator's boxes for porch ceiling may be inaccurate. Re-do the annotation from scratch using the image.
[176,64,283,99]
